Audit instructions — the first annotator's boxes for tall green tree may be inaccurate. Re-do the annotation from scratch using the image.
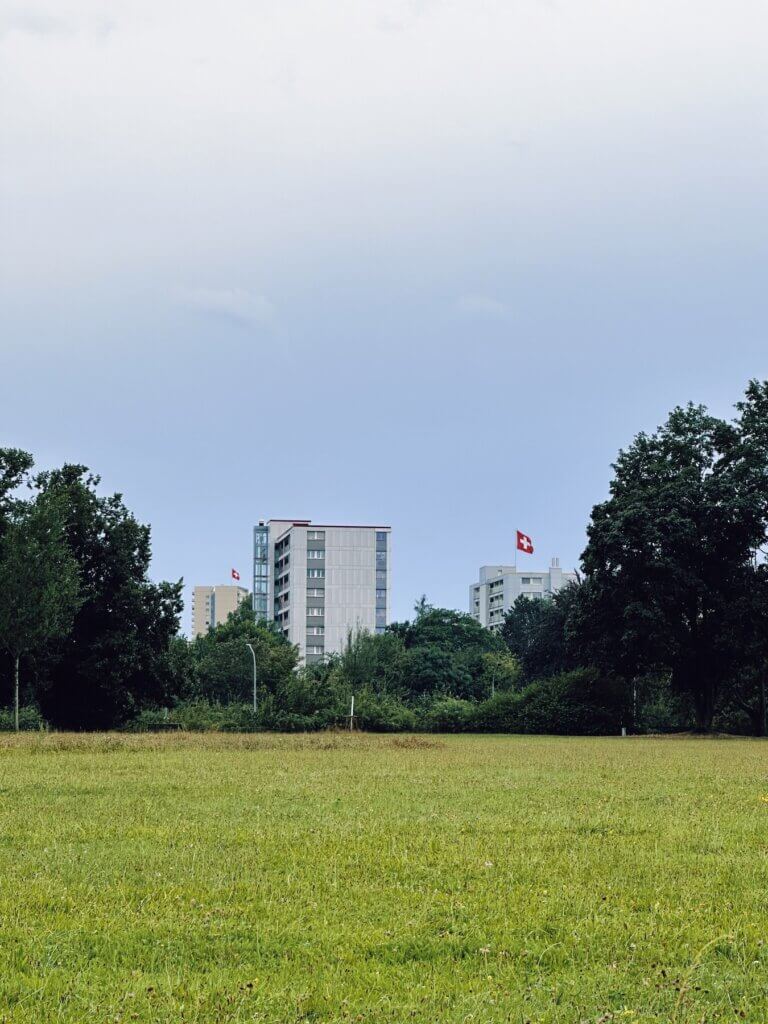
[501,584,579,681]
[191,597,298,705]
[31,465,183,729]
[576,400,766,730]
[0,493,81,730]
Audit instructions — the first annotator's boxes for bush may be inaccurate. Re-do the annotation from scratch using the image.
[421,696,476,732]
[473,691,522,732]
[0,705,47,731]
[352,692,417,732]
[123,708,174,732]
[515,668,625,735]
[637,676,695,733]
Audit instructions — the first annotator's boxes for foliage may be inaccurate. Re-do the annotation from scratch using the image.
[352,691,418,732]
[420,696,476,732]
[187,598,299,705]
[574,396,768,730]
[0,705,46,731]
[0,490,82,727]
[26,465,183,729]
[500,585,577,681]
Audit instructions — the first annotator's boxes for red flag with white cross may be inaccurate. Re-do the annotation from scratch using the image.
[231,568,241,581]
[516,530,534,555]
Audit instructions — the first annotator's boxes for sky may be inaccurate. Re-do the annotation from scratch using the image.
[1,0,767,633]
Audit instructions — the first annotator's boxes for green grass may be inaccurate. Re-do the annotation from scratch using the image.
[0,732,767,1023]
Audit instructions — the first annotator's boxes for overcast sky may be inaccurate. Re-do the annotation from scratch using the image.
[2,0,767,631]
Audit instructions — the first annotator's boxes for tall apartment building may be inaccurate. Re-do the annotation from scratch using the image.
[191,584,249,638]
[469,558,577,629]
[253,519,391,663]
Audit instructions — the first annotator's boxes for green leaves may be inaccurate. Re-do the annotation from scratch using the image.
[576,383,768,730]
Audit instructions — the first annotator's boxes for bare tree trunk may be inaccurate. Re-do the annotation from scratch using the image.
[14,654,20,733]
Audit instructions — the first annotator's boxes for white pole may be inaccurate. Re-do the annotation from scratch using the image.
[350,694,355,731]
[245,642,257,714]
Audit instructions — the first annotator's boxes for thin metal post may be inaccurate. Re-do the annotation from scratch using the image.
[245,642,258,714]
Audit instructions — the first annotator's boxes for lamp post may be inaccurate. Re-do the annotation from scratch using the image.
[245,642,258,714]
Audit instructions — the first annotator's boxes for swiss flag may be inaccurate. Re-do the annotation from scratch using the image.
[516,530,534,555]
[231,568,241,581]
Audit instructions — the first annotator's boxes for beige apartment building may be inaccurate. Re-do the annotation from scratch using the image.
[191,584,249,638]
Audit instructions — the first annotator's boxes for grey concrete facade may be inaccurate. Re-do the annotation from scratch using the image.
[253,519,391,663]
[469,558,577,629]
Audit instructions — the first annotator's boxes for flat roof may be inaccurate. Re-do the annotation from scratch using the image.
[267,520,390,529]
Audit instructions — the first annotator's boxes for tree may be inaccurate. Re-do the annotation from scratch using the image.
[191,597,298,705]
[0,449,34,538]
[576,401,766,731]
[715,563,768,736]
[501,585,578,681]
[390,605,508,700]
[0,494,81,729]
[30,465,183,729]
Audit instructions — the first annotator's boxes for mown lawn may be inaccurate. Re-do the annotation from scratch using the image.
[0,732,766,1023]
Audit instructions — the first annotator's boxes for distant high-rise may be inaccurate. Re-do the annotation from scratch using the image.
[469,557,577,629]
[253,519,391,663]
[191,584,249,638]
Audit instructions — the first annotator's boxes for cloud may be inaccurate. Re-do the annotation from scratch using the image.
[179,288,276,330]
[0,8,114,39]
[455,294,509,320]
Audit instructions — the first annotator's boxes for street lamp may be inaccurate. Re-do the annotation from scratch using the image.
[245,642,258,714]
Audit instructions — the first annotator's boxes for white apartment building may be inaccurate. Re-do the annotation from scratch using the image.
[191,584,249,638]
[470,558,577,629]
[253,519,391,663]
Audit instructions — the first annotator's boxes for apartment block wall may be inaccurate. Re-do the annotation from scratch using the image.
[255,519,391,663]
[191,584,249,638]
[470,559,577,629]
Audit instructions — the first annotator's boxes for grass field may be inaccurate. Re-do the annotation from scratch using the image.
[0,733,767,1023]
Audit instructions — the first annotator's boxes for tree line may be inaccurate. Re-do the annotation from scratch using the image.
[2,378,768,734]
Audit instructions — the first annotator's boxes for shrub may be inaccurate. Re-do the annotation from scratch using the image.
[352,692,417,732]
[0,705,47,731]
[473,691,522,732]
[421,696,476,732]
[515,668,625,735]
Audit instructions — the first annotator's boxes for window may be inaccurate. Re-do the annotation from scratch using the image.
[376,608,386,627]
[307,549,325,559]
[307,569,325,579]
[376,550,387,567]
[376,531,388,550]
[307,626,325,636]
[307,530,325,541]
[376,588,387,606]
[376,571,387,586]
[307,645,324,655]
[307,587,324,597]
[521,577,530,585]
[308,607,323,617]
[375,626,386,635]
